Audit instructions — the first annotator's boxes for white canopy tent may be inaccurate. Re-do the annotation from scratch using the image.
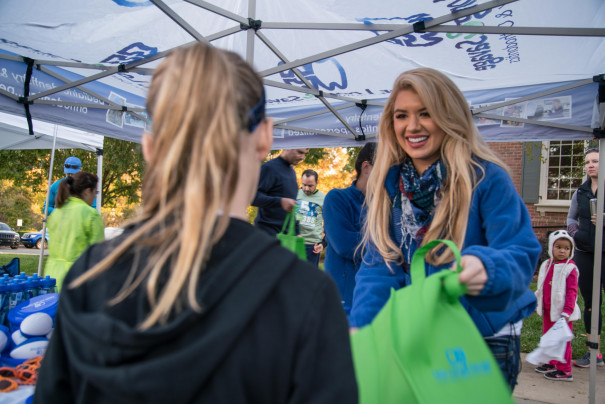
[0,0,604,400]
[0,112,103,152]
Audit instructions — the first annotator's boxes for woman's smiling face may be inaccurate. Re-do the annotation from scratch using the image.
[393,89,446,175]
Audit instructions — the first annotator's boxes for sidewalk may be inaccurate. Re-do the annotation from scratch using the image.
[514,353,605,404]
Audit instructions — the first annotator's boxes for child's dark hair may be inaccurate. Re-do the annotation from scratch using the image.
[355,142,377,178]
[56,171,98,208]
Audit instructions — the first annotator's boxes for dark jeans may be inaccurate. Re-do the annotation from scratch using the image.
[574,249,604,334]
[484,334,521,392]
[305,244,320,267]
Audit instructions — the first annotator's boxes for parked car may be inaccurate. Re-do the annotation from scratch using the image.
[20,229,49,249]
[0,222,20,249]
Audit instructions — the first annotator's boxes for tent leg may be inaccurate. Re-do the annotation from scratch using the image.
[96,148,103,214]
[38,125,59,277]
[589,139,605,404]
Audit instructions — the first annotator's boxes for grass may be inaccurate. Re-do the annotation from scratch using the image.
[521,281,605,359]
[0,254,47,276]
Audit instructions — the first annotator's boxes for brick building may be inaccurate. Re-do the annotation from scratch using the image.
[490,142,569,245]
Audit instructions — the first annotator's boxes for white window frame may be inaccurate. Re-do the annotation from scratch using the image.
[536,140,589,214]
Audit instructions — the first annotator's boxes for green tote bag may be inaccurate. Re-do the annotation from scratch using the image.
[350,239,513,404]
[276,212,307,261]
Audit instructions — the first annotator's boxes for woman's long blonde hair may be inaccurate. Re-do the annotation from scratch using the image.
[70,43,265,329]
[364,68,507,265]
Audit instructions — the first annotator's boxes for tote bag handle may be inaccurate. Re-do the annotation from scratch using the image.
[280,212,296,236]
[410,239,466,301]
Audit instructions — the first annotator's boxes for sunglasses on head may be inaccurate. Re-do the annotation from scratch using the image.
[64,164,81,169]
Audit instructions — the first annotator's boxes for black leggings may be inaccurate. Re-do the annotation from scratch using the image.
[574,249,605,334]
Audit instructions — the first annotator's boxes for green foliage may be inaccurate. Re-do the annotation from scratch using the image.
[0,137,144,209]
[303,148,328,165]
[0,180,42,230]
[267,148,328,165]
[99,137,144,208]
[343,146,361,173]
[0,137,144,229]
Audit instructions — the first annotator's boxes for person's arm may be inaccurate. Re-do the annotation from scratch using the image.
[567,190,579,236]
[349,243,407,328]
[43,180,60,215]
[323,190,363,262]
[289,277,358,403]
[251,164,283,209]
[461,164,541,312]
[87,211,105,245]
[561,267,579,318]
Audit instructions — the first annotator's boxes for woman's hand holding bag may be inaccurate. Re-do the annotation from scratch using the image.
[350,240,513,404]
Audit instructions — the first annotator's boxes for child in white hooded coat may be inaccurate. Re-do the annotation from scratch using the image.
[534,230,581,381]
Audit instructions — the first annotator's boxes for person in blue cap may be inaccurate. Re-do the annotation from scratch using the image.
[43,156,96,215]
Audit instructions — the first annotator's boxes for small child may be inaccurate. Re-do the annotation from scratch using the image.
[534,230,581,381]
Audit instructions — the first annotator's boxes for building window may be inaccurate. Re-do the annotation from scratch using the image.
[537,140,597,211]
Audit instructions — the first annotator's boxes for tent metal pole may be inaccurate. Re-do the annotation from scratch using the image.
[0,135,44,150]
[261,23,605,37]
[273,124,377,138]
[474,114,593,132]
[427,26,605,37]
[185,0,248,24]
[274,103,355,125]
[472,79,594,113]
[27,68,122,102]
[246,0,256,64]
[38,67,147,120]
[38,125,59,276]
[0,88,19,101]
[96,149,103,215]
[151,0,207,42]
[589,89,605,404]
[262,79,385,106]
[262,22,414,31]
[589,140,604,404]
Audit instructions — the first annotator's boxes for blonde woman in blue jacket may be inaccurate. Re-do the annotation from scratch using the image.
[349,68,541,391]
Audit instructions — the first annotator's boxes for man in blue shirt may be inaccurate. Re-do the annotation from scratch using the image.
[43,156,96,215]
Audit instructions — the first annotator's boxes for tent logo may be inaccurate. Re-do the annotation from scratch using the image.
[432,347,493,384]
[278,59,348,91]
[101,43,158,65]
[112,0,152,7]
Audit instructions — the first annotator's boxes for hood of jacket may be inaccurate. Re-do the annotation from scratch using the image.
[55,220,291,403]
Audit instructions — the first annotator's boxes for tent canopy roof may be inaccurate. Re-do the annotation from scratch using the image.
[0,0,604,148]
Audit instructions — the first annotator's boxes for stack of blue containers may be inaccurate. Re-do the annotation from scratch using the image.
[0,273,58,366]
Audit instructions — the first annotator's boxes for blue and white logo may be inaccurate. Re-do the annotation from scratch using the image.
[279,58,348,91]
[112,0,152,7]
[432,347,493,383]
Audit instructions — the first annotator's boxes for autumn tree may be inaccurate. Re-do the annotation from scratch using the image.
[247,147,362,223]
[0,137,144,229]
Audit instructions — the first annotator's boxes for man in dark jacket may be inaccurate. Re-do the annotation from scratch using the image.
[252,149,308,236]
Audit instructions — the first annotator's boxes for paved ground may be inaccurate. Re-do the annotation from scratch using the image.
[514,353,605,404]
[0,246,47,255]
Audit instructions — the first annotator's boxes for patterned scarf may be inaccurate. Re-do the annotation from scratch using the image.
[392,158,447,271]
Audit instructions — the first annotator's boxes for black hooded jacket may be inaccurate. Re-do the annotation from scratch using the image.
[34,218,357,404]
